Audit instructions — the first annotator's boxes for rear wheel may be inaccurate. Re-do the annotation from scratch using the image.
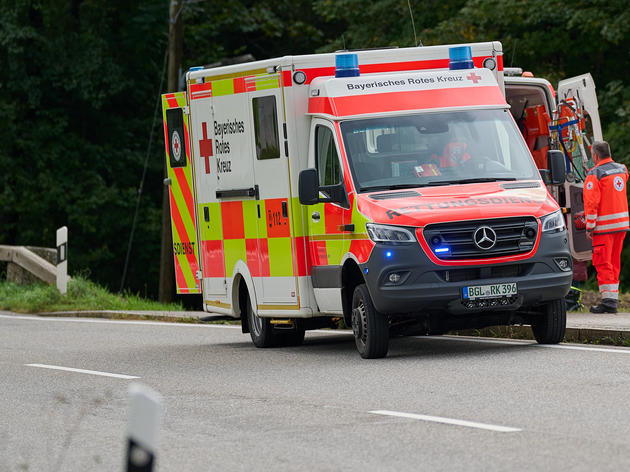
[247,296,277,348]
[351,284,389,359]
[531,299,566,344]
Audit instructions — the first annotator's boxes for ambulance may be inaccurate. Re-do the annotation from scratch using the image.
[161,42,576,358]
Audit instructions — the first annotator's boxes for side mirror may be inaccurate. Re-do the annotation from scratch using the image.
[299,168,319,205]
[298,168,350,207]
[547,150,566,185]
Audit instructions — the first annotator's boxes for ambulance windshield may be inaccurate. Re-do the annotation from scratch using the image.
[340,109,541,192]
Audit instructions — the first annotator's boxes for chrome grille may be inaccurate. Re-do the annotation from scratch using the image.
[424,217,538,260]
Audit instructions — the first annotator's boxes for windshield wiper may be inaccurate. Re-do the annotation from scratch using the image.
[451,177,517,184]
[361,182,452,192]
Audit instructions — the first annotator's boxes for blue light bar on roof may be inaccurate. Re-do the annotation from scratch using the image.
[449,46,474,70]
[335,54,360,78]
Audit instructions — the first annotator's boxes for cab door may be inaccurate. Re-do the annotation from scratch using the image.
[161,92,202,294]
[305,119,349,314]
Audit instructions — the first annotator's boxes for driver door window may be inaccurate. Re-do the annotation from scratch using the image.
[316,125,342,188]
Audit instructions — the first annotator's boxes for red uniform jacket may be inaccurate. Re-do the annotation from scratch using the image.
[583,157,629,234]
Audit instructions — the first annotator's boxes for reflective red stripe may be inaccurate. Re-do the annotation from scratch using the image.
[282,70,292,87]
[233,77,246,94]
[221,201,245,239]
[310,241,328,265]
[288,56,501,86]
[349,239,374,264]
[168,188,200,276]
[173,167,195,222]
[189,82,212,101]
[164,93,179,109]
[293,236,310,276]
[309,87,505,117]
[173,255,187,289]
[246,238,270,277]
[201,240,225,277]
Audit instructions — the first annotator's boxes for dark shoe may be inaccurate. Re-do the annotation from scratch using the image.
[590,299,618,314]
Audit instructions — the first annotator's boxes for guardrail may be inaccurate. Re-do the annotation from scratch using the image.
[0,245,57,285]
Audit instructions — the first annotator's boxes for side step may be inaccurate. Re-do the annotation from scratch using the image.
[270,319,296,330]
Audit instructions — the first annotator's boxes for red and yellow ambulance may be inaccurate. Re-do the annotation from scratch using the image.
[162,42,573,358]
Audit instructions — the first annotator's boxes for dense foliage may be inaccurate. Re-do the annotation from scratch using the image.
[2,0,630,295]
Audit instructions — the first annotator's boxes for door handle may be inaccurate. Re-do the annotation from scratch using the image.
[311,211,320,222]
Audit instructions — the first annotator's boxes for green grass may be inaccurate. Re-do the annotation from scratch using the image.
[0,276,183,313]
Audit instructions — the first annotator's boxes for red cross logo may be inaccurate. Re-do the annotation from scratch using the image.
[467,72,482,84]
[199,122,213,174]
[173,138,179,154]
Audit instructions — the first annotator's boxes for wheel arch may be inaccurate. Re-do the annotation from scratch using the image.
[341,256,366,327]
[231,261,257,333]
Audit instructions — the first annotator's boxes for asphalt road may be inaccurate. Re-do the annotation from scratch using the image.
[1,312,630,471]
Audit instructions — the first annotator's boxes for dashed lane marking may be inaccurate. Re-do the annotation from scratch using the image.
[369,409,521,433]
[25,363,140,379]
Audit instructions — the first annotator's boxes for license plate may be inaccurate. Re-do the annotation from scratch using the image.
[462,283,517,300]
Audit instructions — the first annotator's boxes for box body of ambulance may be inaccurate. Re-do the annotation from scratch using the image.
[162,42,572,356]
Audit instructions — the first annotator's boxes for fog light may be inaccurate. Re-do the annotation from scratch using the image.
[388,273,401,284]
[554,257,571,271]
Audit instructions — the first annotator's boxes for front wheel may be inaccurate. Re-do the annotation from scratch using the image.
[531,299,566,344]
[351,284,389,359]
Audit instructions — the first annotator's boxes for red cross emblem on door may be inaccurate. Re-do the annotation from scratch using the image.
[466,72,482,84]
[199,122,213,174]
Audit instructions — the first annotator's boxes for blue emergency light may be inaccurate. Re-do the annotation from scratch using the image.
[189,66,204,72]
[434,247,450,254]
[335,54,360,78]
[449,46,474,70]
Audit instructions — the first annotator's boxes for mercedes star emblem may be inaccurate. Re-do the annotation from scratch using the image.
[473,226,497,250]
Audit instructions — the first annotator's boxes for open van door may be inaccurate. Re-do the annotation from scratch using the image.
[556,73,603,262]
[557,73,603,144]
[162,92,202,294]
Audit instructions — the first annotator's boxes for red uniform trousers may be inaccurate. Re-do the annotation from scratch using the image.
[592,232,626,300]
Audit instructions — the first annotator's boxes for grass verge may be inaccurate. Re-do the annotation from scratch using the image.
[0,277,183,313]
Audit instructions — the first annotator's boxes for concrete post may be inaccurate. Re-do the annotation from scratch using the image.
[126,383,163,472]
[56,226,68,294]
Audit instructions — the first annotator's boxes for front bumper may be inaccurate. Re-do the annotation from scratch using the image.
[362,228,572,315]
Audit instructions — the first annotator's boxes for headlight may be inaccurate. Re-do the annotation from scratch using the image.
[366,223,415,242]
[541,210,566,233]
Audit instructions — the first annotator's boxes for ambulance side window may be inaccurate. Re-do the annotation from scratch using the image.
[252,96,280,160]
[316,125,342,186]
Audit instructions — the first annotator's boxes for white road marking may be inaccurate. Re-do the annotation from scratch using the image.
[3,314,630,354]
[369,410,521,433]
[428,335,630,354]
[0,313,240,329]
[536,344,630,354]
[25,363,139,379]
[0,313,347,334]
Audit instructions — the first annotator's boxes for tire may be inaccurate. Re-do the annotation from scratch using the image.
[531,299,566,344]
[247,295,277,348]
[351,284,389,358]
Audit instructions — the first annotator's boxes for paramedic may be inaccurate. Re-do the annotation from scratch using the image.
[583,141,629,313]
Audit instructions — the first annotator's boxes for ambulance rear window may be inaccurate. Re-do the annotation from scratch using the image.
[252,96,280,160]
